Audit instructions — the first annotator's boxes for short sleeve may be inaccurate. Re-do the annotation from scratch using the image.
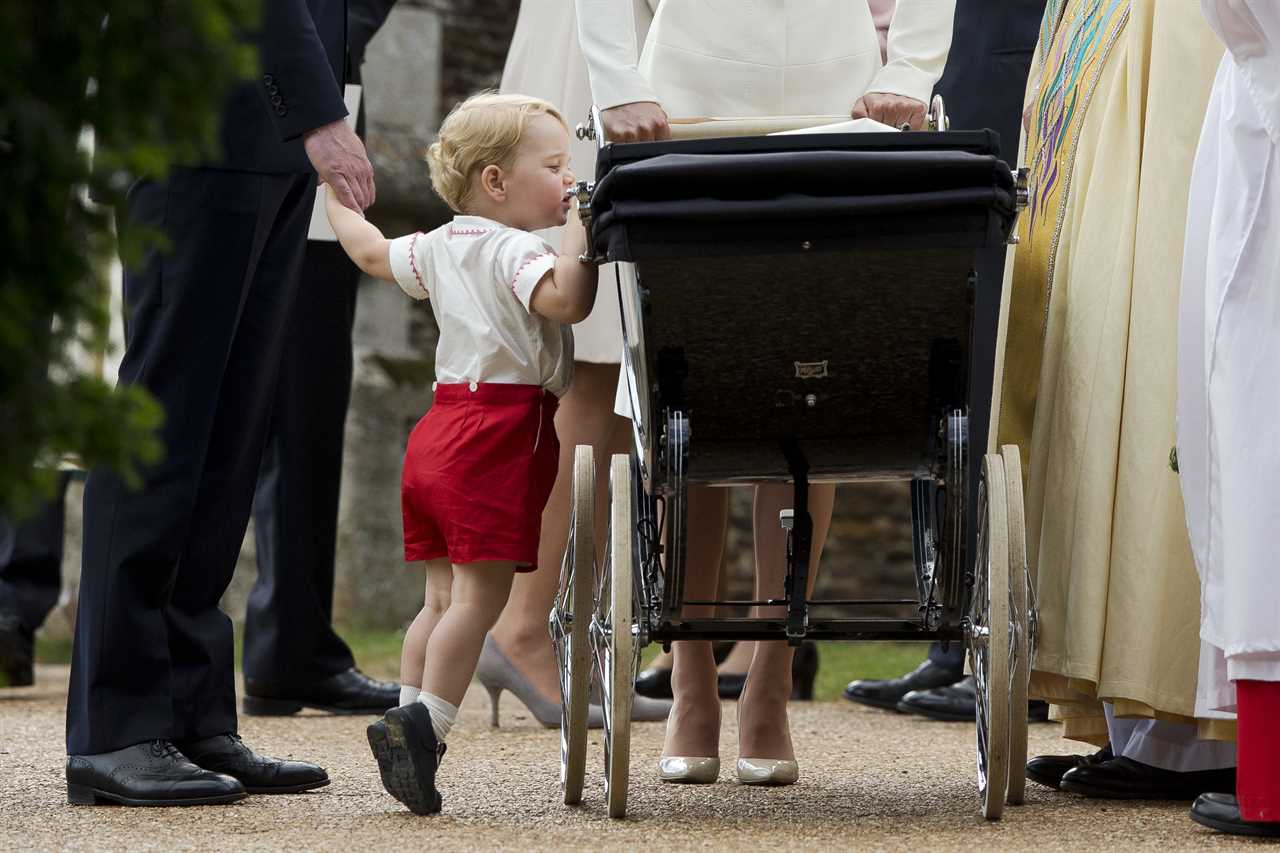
[388,232,430,300]
[494,230,558,311]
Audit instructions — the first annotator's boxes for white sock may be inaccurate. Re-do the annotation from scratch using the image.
[399,685,421,707]
[417,692,458,743]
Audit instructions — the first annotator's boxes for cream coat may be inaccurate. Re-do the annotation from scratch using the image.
[576,0,953,116]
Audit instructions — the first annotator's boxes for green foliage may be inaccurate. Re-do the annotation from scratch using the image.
[0,1,258,516]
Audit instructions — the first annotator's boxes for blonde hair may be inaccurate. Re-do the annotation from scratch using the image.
[425,91,568,212]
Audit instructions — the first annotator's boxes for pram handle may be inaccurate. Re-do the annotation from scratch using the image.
[574,96,949,145]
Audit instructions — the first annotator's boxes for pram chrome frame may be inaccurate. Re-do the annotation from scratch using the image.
[551,101,1034,822]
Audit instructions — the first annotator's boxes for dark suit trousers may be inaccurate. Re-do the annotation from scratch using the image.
[0,473,72,632]
[923,0,1042,677]
[244,241,360,685]
[67,167,314,755]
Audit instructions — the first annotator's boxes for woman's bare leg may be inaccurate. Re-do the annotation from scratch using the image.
[662,485,729,758]
[399,559,453,687]
[488,362,629,704]
[737,483,835,760]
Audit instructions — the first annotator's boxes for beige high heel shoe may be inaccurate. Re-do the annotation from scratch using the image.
[657,755,721,784]
[735,757,799,786]
[735,685,799,786]
[657,678,721,784]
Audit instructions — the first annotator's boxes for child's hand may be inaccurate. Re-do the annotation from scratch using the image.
[325,183,394,281]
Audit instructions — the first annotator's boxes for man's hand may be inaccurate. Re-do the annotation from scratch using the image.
[851,93,928,130]
[305,119,376,212]
[601,101,671,143]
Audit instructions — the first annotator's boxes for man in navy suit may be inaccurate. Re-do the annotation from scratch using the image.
[241,0,401,719]
[843,0,1048,721]
[66,0,375,807]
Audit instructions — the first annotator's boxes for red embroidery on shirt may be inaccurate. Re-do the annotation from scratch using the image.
[407,232,427,294]
[448,226,494,238]
[511,252,557,292]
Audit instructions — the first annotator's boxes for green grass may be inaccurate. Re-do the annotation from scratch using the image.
[35,633,72,665]
[34,627,932,703]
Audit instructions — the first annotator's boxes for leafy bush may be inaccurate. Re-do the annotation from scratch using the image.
[0,1,257,516]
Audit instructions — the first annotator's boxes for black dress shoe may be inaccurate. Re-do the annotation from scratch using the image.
[791,642,819,701]
[175,733,329,794]
[1026,743,1113,790]
[243,667,399,716]
[718,672,747,700]
[1191,793,1280,837]
[66,740,247,806]
[0,601,34,688]
[635,666,673,700]
[1061,756,1236,800]
[843,659,961,711]
[898,674,976,721]
[368,704,444,815]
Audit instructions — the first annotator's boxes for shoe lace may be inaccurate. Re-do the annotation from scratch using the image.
[149,740,183,760]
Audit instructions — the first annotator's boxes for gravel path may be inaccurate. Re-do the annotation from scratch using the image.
[0,666,1257,852]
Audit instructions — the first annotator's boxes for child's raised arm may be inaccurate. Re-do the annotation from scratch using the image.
[529,208,599,325]
[325,185,395,282]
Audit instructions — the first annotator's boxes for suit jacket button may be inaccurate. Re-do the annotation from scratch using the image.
[267,83,279,95]
[275,106,287,116]
[263,73,274,85]
[270,94,282,105]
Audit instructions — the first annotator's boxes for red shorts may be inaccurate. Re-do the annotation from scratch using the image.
[401,383,559,569]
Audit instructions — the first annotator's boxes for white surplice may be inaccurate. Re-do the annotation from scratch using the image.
[1178,0,1280,717]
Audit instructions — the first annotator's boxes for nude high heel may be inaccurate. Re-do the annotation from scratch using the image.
[735,686,799,786]
[735,757,799,786]
[476,634,597,728]
[657,755,721,784]
[477,635,671,728]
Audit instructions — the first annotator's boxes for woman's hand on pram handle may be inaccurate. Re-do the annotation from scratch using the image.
[851,92,927,131]
[601,101,672,143]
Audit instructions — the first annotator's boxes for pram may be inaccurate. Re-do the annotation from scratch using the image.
[550,101,1033,820]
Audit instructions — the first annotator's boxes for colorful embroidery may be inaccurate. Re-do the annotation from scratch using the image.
[1025,0,1129,236]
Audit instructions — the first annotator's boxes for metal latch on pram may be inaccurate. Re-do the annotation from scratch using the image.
[572,179,601,264]
[573,104,608,264]
[1007,167,1031,245]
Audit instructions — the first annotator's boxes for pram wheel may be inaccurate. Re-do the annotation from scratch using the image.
[594,453,636,819]
[1001,444,1031,806]
[969,453,1011,820]
[551,446,595,805]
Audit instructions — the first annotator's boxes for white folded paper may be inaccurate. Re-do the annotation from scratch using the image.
[770,117,899,135]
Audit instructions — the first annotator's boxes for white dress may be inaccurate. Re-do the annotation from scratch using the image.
[499,0,657,364]
[1178,0,1280,716]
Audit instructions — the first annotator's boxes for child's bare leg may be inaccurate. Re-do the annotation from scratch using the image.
[398,559,453,704]
[421,561,517,712]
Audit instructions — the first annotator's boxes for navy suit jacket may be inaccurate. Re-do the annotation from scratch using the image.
[935,0,1046,168]
[217,0,349,174]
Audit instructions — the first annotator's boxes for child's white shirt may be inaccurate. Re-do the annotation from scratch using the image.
[388,215,575,397]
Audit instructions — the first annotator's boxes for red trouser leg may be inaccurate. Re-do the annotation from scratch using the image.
[1237,679,1280,822]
